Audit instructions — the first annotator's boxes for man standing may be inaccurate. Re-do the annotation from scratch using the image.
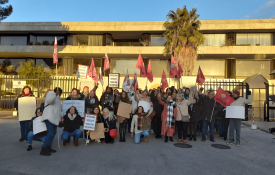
[201,90,216,142]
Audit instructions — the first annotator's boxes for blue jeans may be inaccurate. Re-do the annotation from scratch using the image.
[61,129,82,141]
[151,119,154,131]
[42,120,57,148]
[20,120,30,139]
[202,120,215,138]
[135,130,148,143]
[27,131,46,145]
[217,119,224,137]
[229,119,242,142]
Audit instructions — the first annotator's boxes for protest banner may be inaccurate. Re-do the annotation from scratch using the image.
[89,123,105,139]
[190,86,197,94]
[79,77,95,90]
[117,102,132,119]
[33,117,47,135]
[77,64,89,79]
[18,97,36,121]
[83,114,97,131]
[12,80,26,89]
[109,73,120,88]
[138,101,151,113]
[226,106,245,119]
[62,100,85,118]
[214,87,235,107]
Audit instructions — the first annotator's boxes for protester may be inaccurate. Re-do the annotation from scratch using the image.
[40,89,52,112]
[177,88,184,97]
[113,89,119,115]
[14,86,35,142]
[66,88,82,100]
[227,89,252,146]
[129,89,141,133]
[172,92,177,102]
[223,91,232,141]
[183,88,190,100]
[40,87,63,156]
[134,90,152,104]
[201,90,216,142]
[59,106,83,147]
[85,88,99,113]
[100,86,114,112]
[27,108,47,151]
[153,92,164,139]
[166,88,172,95]
[213,102,225,139]
[81,86,90,99]
[103,108,117,144]
[175,94,193,143]
[188,98,201,141]
[150,89,158,134]
[131,106,150,143]
[158,94,176,142]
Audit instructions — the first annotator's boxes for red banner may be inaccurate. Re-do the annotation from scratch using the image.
[196,66,205,85]
[136,54,143,70]
[88,58,98,83]
[53,37,58,65]
[103,53,110,72]
[214,87,235,107]
[177,60,183,79]
[161,70,168,92]
[146,60,153,82]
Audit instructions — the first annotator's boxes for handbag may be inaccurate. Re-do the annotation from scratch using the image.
[110,129,118,138]
[178,105,190,122]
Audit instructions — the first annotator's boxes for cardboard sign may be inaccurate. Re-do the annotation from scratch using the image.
[89,123,105,139]
[117,102,132,119]
[77,64,89,79]
[62,100,85,118]
[33,117,47,135]
[13,80,26,89]
[79,77,95,91]
[226,106,245,119]
[108,73,120,88]
[83,114,97,131]
[18,97,36,121]
[138,101,151,113]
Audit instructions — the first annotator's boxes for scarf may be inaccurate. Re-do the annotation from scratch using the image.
[103,111,116,121]
[137,113,146,130]
[166,100,176,128]
[67,113,77,120]
[83,91,89,97]
[22,92,31,96]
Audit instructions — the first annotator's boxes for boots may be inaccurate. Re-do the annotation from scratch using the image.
[193,135,197,142]
[210,138,215,142]
[170,137,173,142]
[47,147,56,153]
[201,137,206,142]
[189,136,193,141]
[164,136,168,143]
[63,141,66,146]
[143,138,148,143]
[27,145,32,151]
[177,139,182,143]
[40,147,51,156]
[73,140,79,146]
[183,139,187,144]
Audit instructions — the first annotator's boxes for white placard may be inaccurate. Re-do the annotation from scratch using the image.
[83,114,97,131]
[109,73,120,88]
[77,64,89,79]
[18,97,36,121]
[62,100,85,118]
[226,106,245,119]
[79,77,95,90]
[138,101,151,113]
[13,80,26,89]
[33,117,47,135]
[190,86,197,94]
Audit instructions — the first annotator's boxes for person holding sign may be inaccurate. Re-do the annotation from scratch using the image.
[103,108,117,144]
[59,106,83,147]
[66,88,82,100]
[85,88,99,113]
[27,108,47,151]
[131,106,149,143]
[40,88,62,156]
[100,86,114,112]
[14,86,35,142]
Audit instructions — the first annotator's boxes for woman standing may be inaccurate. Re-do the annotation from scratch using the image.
[60,106,83,147]
[40,87,63,156]
[100,86,114,112]
[189,98,201,141]
[14,86,35,142]
[85,89,99,113]
[128,89,141,133]
[177,88,184,98]
[102,108,117,144]
[175,94,193,143]
[153,92,164,139]
[131,106,149,143]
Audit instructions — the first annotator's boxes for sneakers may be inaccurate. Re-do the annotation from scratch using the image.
[19,138,26,142]
[227,140,234,145]
[40,148,51,156]
[201,137,206,142]
[177,139,182,143]
[143,138,148,143]
[236,142,240,147]
[210,138,215,142]
[27,145,32,151]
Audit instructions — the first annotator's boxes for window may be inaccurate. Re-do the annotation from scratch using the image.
[236,33,272,46]
[73,35,103,46]
[191,60,225,76]
[0,36,27,45]
[36,36,64,45]
[151,35,166,46]
[236,60,270,77]
[203,34,226,46]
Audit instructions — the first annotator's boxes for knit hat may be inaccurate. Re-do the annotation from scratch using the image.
[83,86,89,90]
[233,90,240,96]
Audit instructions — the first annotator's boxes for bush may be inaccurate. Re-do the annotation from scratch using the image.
[42,40,50,45]
[35,42,41,45]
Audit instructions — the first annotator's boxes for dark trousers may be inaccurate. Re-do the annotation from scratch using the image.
[119,119,128,140]
[20,120,30,139]
[154,116,162,136]
[176,121,188,139]
[105,132,114,143]
[128,115,133,132]
[222,118,230,138]
[43,120,57,148]
[197,119,203,132]
[189,122,198,137]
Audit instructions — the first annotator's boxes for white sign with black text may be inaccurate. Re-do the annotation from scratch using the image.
[33,117,47,135]
[108,73,120,88]
[83,114,97,131]
[62,100,85,118]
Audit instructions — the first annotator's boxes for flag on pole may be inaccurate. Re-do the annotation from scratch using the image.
[170,55,177,78]
[196,66,205,85]
[99,67,104,85]
[88,58,98,83]
[53,36,58,65]
[103,53,110,72]
[140,63,147,78]
[177,60,183,79]
[136,54,143,70]
[214,87,235,107]
[133,71,139,90]
[122,69,132,92]
[146,60,153,82]
[161,70,168,92]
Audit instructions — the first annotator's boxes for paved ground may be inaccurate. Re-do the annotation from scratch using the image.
[0,117,275,175]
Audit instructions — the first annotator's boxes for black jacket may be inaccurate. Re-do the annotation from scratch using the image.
[104,118,117,130]
[85,97,99,113]
[59,114,83,133]
[96,113,104,123]
[66,94,82,100]
[189,102,201,122]
[153,99,164,118]
[28,116,47,137]
[200,96,215,122]
[213,102,225,120]
[14,94,35,111]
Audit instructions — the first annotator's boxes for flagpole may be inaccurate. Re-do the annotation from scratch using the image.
[146,79,148,90]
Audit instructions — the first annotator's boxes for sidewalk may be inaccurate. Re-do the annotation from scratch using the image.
[242,120,275,134]
[0,111,18,120]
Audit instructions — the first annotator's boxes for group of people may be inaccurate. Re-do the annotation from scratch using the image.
[14,83,251,156]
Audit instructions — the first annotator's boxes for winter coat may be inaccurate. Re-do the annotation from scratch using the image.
[85,97,99,113]
[188,102,201,122]
[130,95,138,114]
[66,94,82,100]
[200,96,216,122]
[153,99,164,118]
[213,102,225,120]
[104,118,117,130]
[41,91,62,126]
[175,94,193,121]
[59,114,83,133]
[230,95,252,106]
[14,93,35,111]
[96,113,105,123]
[28,116,47,137]
[131,107,153,133]
[100,93,114,111]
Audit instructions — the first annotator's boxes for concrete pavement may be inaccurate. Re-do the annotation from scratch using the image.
[0,118,275,175]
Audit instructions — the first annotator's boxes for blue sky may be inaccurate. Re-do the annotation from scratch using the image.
[2,0,275,22]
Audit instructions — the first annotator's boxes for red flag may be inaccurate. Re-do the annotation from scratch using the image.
[196,66,205,85]
[53,37,58,65]
[214,87,235,107]
[146,60,153,82]
[133,71,139,90]
[170,55,177,78]
[99,67,104,85]
[103,53,110,72]
[161,70,168,92]
[88,58,98,83]
[136,54,143,70]
[140,63,147,78]
[177,60,183,79]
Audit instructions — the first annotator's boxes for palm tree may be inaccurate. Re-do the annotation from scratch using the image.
[163,6,205,76]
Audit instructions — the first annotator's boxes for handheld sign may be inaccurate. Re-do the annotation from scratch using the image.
[62,100,85,118]
[138,101,151,113]
[77,64,89,79]
[33,117,47,135]
[83,114,97,131]
[89,123,105,139]
[117,102,132,119]
[18,97,36,121]
[226,106,245,119]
